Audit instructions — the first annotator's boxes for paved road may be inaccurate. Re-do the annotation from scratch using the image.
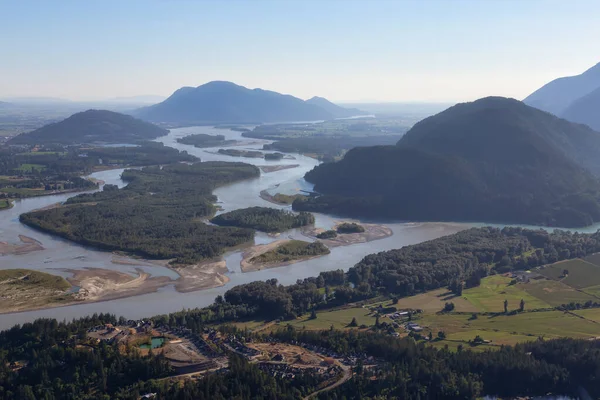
[303,362,352,399]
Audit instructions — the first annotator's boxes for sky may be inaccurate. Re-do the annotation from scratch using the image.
[1,0,599,103]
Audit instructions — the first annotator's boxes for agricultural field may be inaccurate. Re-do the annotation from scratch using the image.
[394,288,478,312]
[538,258,600,288]
[462,275,549,312]
[287,307,377,330]
[521,278,597,306]
[16,163,46,172]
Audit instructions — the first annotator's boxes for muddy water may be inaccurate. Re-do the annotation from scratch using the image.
[0,126,476,329]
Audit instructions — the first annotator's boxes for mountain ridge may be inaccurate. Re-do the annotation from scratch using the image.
[294,97,600,227]
[524,62,600,116]
[134,81,359,124]
[9,109,168,145]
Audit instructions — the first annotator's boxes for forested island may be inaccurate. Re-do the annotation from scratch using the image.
[217,148,264,158]
[20,162,260,264]
[211,206,315,233]
[241,239,330,271]
[176,133,237,148]
[296,97,600,227]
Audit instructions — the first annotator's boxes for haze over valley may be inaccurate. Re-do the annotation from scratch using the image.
[3,1,600,399]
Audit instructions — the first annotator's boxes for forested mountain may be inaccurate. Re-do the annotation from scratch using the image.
[9,109,168,145]
[562,86,600,131]
[305,96,365,118]
[134,81,356,124]
[524,62,600,116]
[296,97,600,227]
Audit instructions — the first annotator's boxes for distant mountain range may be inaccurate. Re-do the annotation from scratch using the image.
[106,95,166,104]
[134,81,366,124]
[304,96,364,118]
[524,62,600,130]
[295,97,600,227]
[9,110,168,145]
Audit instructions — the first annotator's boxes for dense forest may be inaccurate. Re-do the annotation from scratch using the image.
[2,311,599,399]
[176,133,237,148]
[211,207,315,232]
[297,97,600,227]
[20,162,260,263]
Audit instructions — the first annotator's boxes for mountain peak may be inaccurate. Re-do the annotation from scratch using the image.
[9,109,167,145]
[134,82,363,124]
[524,62,600,116]
[299,96,600,227]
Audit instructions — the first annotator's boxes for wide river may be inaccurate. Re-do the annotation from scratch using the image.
[2,126,600,331]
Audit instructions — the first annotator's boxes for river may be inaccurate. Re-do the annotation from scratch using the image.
[2,126,597,331]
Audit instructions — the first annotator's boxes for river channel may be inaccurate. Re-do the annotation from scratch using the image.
[3,126,596,330]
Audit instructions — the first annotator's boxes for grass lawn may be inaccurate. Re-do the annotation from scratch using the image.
[463,275,549,312]
[419,310,599,340]
[521,278,597,306]
[286,307,377,330]
[539,259,600,289]
[16,163,46,172]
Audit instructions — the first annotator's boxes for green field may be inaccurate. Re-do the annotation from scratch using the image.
[445,329,535,346]
[539,259,600,288]
[521,278,597,306]
[573,308,600,324]
[419,310,599,341]
[584,253,600,267]
[0,199,12,210]
[0,187,46,196]
[463,275,548,312]
[287,307,377,330]
[581,285,600,299]
[16,163,46,173]
[395,288,478,312]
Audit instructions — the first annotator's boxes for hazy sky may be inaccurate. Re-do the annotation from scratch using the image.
[1,0,599,103]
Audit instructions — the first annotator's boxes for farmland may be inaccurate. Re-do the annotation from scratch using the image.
[255,254,600,351]
[463,275,549,312]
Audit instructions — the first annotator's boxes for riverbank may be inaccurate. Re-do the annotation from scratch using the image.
[67,267,173,302]
[302,221,393,248]
[0,269,72,313]
[0,235,44,256]
[172,260,230,292]
[259,164,300,173]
